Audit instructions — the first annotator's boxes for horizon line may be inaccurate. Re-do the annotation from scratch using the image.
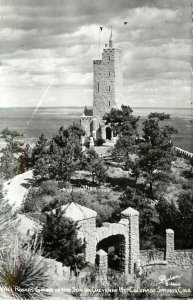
[0,106,192,109]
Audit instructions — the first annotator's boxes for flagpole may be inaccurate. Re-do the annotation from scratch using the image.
[99,27,100,60]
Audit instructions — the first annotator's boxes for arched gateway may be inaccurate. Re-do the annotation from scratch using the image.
[60,202,139,274]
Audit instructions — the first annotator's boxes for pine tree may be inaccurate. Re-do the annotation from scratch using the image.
[33,155,56,182]
[137,112,177,198]
[103,105,139,136]
[177,190,193,249]
[31,133,48,167]
[0,141,18,180]
[121,187,156,249]
[18,143,32,174]
[0,129,25,179]
[42,208,85,271]
[82,149,107,184]
[103,105,139,177]
[33,124,85,184]
[0,177,15,249]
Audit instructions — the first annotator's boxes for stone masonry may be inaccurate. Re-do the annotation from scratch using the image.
[80,30,123,141]
[62,202,140,275]
[166,228,193,268]
[166,229,174,261]
[140,229,193,269]
[120,207,140,274]
[93,47,122,136]
[96,249,108,283]
[78,217,97,265]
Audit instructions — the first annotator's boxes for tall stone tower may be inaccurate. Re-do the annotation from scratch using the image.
[80,29,123,141]
[92,29,123,140]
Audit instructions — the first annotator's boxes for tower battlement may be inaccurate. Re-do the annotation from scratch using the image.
[93,60,102,65]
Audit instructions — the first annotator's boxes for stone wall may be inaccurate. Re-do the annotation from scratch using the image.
[140,250,165,264]
[141,229,193,269]
[80,116,93,137]
[43,257,70,278]
[166,229,193,268]
[78,217,97,265]
[167,250,193,268]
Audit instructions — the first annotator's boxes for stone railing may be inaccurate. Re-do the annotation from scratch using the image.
[174,146,193,159]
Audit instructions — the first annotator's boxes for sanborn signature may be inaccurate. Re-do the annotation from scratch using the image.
[156,274,183,286]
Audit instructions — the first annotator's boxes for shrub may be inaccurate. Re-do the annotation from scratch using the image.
[22,180,60,214]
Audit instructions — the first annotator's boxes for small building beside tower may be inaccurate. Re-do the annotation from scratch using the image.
[80,30,123,141]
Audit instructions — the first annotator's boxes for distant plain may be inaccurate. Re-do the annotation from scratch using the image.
[0,107,192,152]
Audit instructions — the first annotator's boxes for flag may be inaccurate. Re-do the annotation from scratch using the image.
[100,26,103,31]
[124,22,128,25]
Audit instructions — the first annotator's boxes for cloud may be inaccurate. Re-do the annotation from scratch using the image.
[0,0,192,108]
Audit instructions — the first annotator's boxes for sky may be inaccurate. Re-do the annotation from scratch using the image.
[0,0,192,108]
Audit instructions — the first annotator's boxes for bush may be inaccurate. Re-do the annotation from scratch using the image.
[1,127,23,139]
[22,180,60,214]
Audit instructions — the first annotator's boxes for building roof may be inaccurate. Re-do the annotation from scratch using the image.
[84,105,93,116]
[61,202,97,221]
[121,207,139,216]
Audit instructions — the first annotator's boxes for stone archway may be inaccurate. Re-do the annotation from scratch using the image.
[106,127,111,140]
[96,234,126,272]
[96,223,129,273]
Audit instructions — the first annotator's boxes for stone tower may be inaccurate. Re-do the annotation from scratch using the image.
[92,29,123,140]
[80,28,123,141]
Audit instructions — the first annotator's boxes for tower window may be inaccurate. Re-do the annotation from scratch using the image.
[108,86,111,92]
[97,82,99,92]
[109,101,110,106]
[108,55,110,61]
[108,71,110,77]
